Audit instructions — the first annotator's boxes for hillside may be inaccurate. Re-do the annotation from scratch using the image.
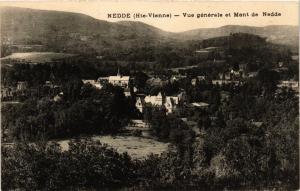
[178,25,299,52]
[200,33,292,66]
[1,6,298,59]
[0,6,172,57]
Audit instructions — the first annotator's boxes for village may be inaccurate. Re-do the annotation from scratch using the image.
[1,4,299,190]
[2,51,299,159]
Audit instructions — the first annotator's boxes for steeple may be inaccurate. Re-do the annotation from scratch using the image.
[117,67,120,76]
[49,65,55,83]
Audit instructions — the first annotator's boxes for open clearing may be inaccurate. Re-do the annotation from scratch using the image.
[1,52,76,63]
[57,135,170,159]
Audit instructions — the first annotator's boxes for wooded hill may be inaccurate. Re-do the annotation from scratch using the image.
[1,6,298,59]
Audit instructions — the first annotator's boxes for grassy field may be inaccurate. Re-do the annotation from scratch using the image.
[1,52,75,63]
[57,135,170,159]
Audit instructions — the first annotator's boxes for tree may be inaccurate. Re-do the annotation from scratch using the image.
[62,78,83,102]
[197,114,211,130]
[2,139,137,190]
[134,71,149,90]
[223,134,266,185]
[257,68,280,94]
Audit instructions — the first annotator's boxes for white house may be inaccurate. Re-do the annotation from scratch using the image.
[135,97,145,113]
[277,80,299,92]
[108,70,130,88]
[191,76,206,86]
[17,81,28,91]
[144,92,163,106]
[82,80,103,89]
[1,87,14,99]
[137,92,185,114]
[170,75,186,83]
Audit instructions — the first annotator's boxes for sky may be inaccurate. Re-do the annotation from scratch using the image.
[0,1,298,32]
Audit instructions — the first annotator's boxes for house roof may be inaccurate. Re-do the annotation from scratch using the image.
[82,79,96,84]
[191,102,209,107]
[108,75,130,81]
[251,121,264,128]
[204,47,219,50]
[97,77,109,81]
[195,50,209,53]
[291,55,299,60]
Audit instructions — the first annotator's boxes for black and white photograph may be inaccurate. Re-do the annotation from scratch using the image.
[0,1,299,190]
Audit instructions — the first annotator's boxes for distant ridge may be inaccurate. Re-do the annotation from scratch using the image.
[1,6,298,55]
[177,25,298,50]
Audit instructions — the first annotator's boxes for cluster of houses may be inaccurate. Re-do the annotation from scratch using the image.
[277,80,299,92]
[81,69,245,116]
[2,63,299,116]
[82,69,221,116]
[83,67,299,117]
[135,91,186,114]
[1,80,63,101]
[82,69,134,97]
[82,70,187,115]
[1,81,29,100]
[82,70,130,90]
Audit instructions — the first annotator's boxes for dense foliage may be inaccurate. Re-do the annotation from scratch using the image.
[1,31,298,190]
[2,139,137,190]
[2,83,136,141]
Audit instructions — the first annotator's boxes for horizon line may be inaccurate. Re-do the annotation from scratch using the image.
[0,5,298,33]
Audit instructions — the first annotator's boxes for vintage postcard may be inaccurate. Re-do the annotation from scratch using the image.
[0,1,299,190]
